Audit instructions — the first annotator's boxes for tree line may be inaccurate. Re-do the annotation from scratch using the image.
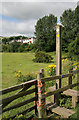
[2,36,28,44]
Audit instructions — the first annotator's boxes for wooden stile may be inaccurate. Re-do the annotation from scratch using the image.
[0,69,79,119]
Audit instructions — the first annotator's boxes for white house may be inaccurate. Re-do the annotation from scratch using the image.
[22,37,35,44]
[9,37,36,44]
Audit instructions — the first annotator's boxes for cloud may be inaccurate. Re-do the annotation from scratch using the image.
[2,18,36,36]
[1,2,77,21]
[0,2,77,37]
[1,0,78,2]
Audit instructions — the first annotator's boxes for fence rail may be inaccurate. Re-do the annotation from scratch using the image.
[0,69,79,119]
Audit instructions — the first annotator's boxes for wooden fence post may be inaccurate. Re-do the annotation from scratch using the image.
[35,80,38,116]
[37,69,46,118]
[56,25,62,89]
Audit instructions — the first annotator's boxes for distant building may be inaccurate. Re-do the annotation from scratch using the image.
[9,37,36,44]
[23,37,35,44]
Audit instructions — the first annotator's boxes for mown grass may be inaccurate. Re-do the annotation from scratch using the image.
[2,52,79,119]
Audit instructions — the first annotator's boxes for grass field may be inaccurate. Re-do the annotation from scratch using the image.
[2,52,55,88]
[2,52,79,119]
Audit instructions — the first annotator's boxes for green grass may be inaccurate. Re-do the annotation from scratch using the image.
[2,52,79,119]
[2,52,54,88]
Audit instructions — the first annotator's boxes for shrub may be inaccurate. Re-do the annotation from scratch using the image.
[33,50,53,63]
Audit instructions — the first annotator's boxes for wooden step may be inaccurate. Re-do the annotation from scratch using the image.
[63,89,79,97]
[63,89,79,108]
[46,100,75,118]
[51,106,75,118]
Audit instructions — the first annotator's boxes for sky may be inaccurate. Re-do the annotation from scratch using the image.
[0,0,78,37]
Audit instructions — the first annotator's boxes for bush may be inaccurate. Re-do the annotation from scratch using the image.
[33,50,53,63]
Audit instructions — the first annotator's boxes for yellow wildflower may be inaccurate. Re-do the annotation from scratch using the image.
[27,72,30,75]
[9,118,12,120]
[19,114,23,117]
[65,58,67,61]
[73,63,79,66]
[62,59,64,62]
[35,73,37,75]
[77,65,79,68]
[49,71,51,73]
[53,65,56,67]
[48,64,53,68]
[18,71,22,73]
[18,75,20,78]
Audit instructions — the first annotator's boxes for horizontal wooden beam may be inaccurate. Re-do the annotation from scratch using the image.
[1,88,36,105]
[0,79,37,95]
[41,70,79,83]
[2,96,37,113]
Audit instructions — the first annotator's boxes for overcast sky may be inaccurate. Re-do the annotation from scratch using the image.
[0,0,78,37]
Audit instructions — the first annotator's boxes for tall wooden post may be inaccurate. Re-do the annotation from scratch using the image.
[37,69,46,118]
[55,25,62,105]
[56,25,62,89]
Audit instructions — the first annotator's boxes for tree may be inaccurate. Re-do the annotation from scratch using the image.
[9,41,20,52]
[68,33,79,59]
[35,14,57,52]
[2,38,8,44]
[9,36,14,41]
[60,9,76,51]
[60,6,79,51]
[18,43,29,52]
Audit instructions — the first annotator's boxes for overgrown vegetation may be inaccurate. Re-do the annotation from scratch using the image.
[59,95,72,109]
[15,70,36,83]
[2,42,36,52]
